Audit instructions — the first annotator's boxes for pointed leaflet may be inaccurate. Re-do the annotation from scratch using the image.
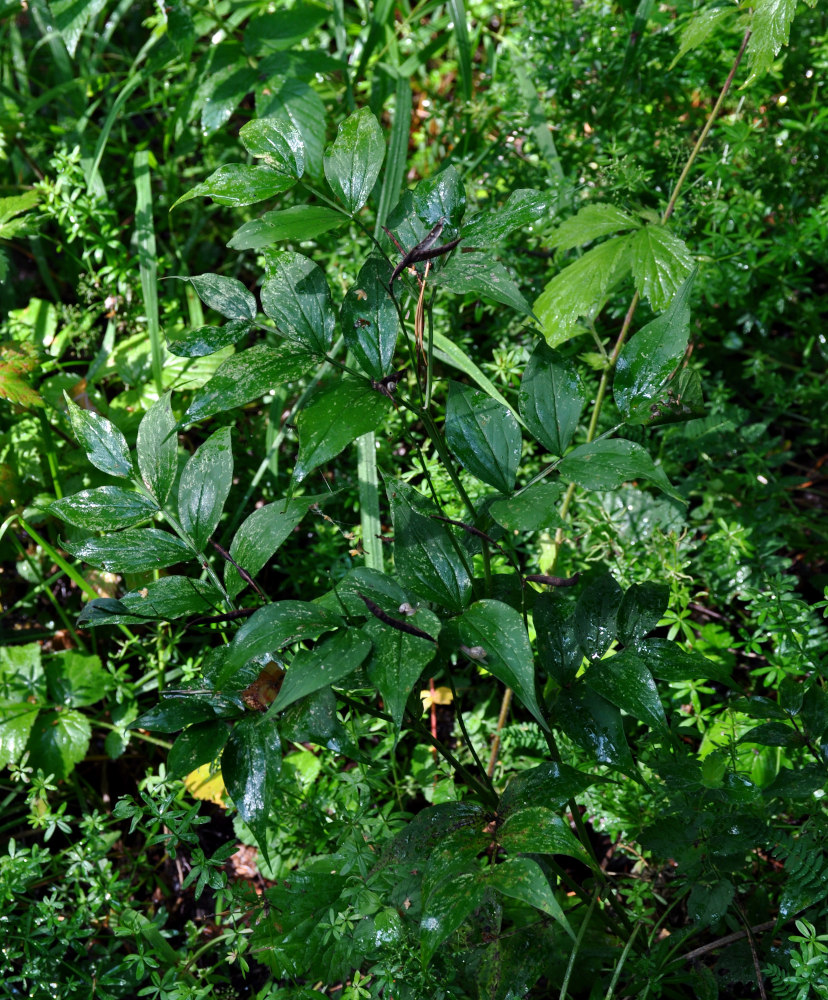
[167,320,253,359]
[445,382,521,494]
[558,438,684,503]
[485,857,574,938]
[383,166,466,262]
[747,0,801,80]
[341,257,398,379]
[460,189,555,247]
[387,478,472,613]
[227,206,345,251]
[202,66,259,135]
[64,394,131,478]
[629,226,694,313]
[225,493,330,598]
[256,77,326,179]
[77,576,221,626]
[261,251,335,355]
[533,593,583,686]
[534,234,635,348]
[584,649,668,733]
[178,427,233,552]
[222,714,281,861]
[271,630,371,714]
[634,638,732,684]
[548,202,640,252]
[167,720,230,780]
[575,572,622,662]
[27,708,91,780]
[50,487,159,531]
[614,270,695,424]
[238,116,305,178]
[184,341,315,425]
[617,582,669,644]
[498,807,591,865]
[62,529,191,574]
[431,256,535,319]
[554,685,636,772]
[172,164,297,210]
[137,392,177,505]
[177,274,257,321]
[0,341,42,408]
[420,872,486,967]
[519,341,587,455]
[363,612,440,731]
[500,761,608,815]
[489,481,565,533]
[323,107,385,214]
[451,600,548,730]
[293,378,391,484]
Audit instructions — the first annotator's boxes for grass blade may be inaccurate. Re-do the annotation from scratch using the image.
[134,150,163,396]
[448,0,473,100]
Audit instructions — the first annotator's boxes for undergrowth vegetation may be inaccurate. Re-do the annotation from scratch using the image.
[1,1,827,998]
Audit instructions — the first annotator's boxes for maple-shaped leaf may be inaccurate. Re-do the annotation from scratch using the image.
[0,341,43,408]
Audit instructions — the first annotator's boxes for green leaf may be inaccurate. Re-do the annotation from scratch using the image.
[323,107,385,213]
[558,438,684,503]
[431,256,535,319]
[64,394,132,478]
[737,722,799,748]
[0,341,43,408]
[222,715,281,860]
[420,872,486,967]
[460,189,555,247]
[585,650,668,732]
[238,116,305,177]
[185,342,315,424]
[617,582,669,644]
[279,687,363,758]
[629,226,694,312]
[50,0,107,57]
[499,761,608,815]
[167,320,253,359]
[0,702,40,769]
[132,692,241,734]
[227,206,346,251]
[387,478,472,613]
[272,630,372,714]
[534,234,635,347]
[489,481,565,532]
[363,613,440,731]
[244,2,329,54]
[451,600,547,730]
[384,166,466,261]
[44,651,108,708]
[614,271,695,424]
[672,5,737,68]
[27,708,91,779]
[498,807,591,865]
[747,0,799,79]
[341,257,398,379]
[0,644,45,702]
[177,274,257,322]
[178,427,233,552]
[261,251,335,355]
[202,66,258,135]
[634,638,732,684]
[533,594,583,686]
[294,378,391,484]
[445,382,522,494]
[485,856,574,937]
[62,528,192,573]
[168,720,230,779]
[314,566,416,619]
[77,577,221,626]
[137,393,178,504]
[432,329,522,424]
[548,202,640,252]
[226,493,329,598]
[575,572,622,662]
[218,602,343,686]
[172,164,297,210]
[519,341,587,455]
[687,880,734,928]
[50,487,158,531]
[555,685,635,772]
[256,78,326,179]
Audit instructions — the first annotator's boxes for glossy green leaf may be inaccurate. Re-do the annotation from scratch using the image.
[575,572,622,661]
[0,644,46,701]
[634,638,732,684]
[341,257,398,379]
[0,701,39,769]
[585,649,668,732]
[77,576,221,626]
[239,116,305,177]
[533,593,583,685]
[132,691,241,734]
[485,856,574,937]
[489,481,565,533]
[384,166,465,261]
[178,274,256,322]
[617,582,669,644]
[167,320,252,359]
[27,707,91,779]
[499,761,608,815]
[747,0,798,80]
[44,651,108,708]
[261,251,335,355]
[432,329,521,424]
[272,630,371,714]
[555,685,635,771]
[64,394,131,478]
[737,722,799,748]
[226,493,329,598]
[323,107,385,213]
[294,378,390,484]
[185,341,315,424]
[673,5,737,67]
[363,612,440,731]
[50,0,107,57]
[499,807,591,865]
[687,880,735,928]
[520,341,587,456]
[62,528,191,573]
[431,256,534,318]
[227,205,345,251]
[244,3,329,54]
[50,487,158,531]
[445,382,521,494]
[137,393,178,504]
[279,687,364,759]
[222,714,281,859]
[167,720,230,779]
[178,427,233,552]
[614,271,694,424]
[549,202,640,252]
[172,164,297,209]
[420,872,485,967]
[387,478,472,613]
[452,600,547,730]
[558,438,684,503]
[629,226,694,312]
[202,66,258,135]
[460,189,555,247]
[218,602,343,686]
[256,78,326,178]
[534,234,635,348]
[314,566,415,619]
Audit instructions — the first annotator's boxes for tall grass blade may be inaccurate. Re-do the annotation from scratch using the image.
[134,151,163,396]
[449,0,473,100]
